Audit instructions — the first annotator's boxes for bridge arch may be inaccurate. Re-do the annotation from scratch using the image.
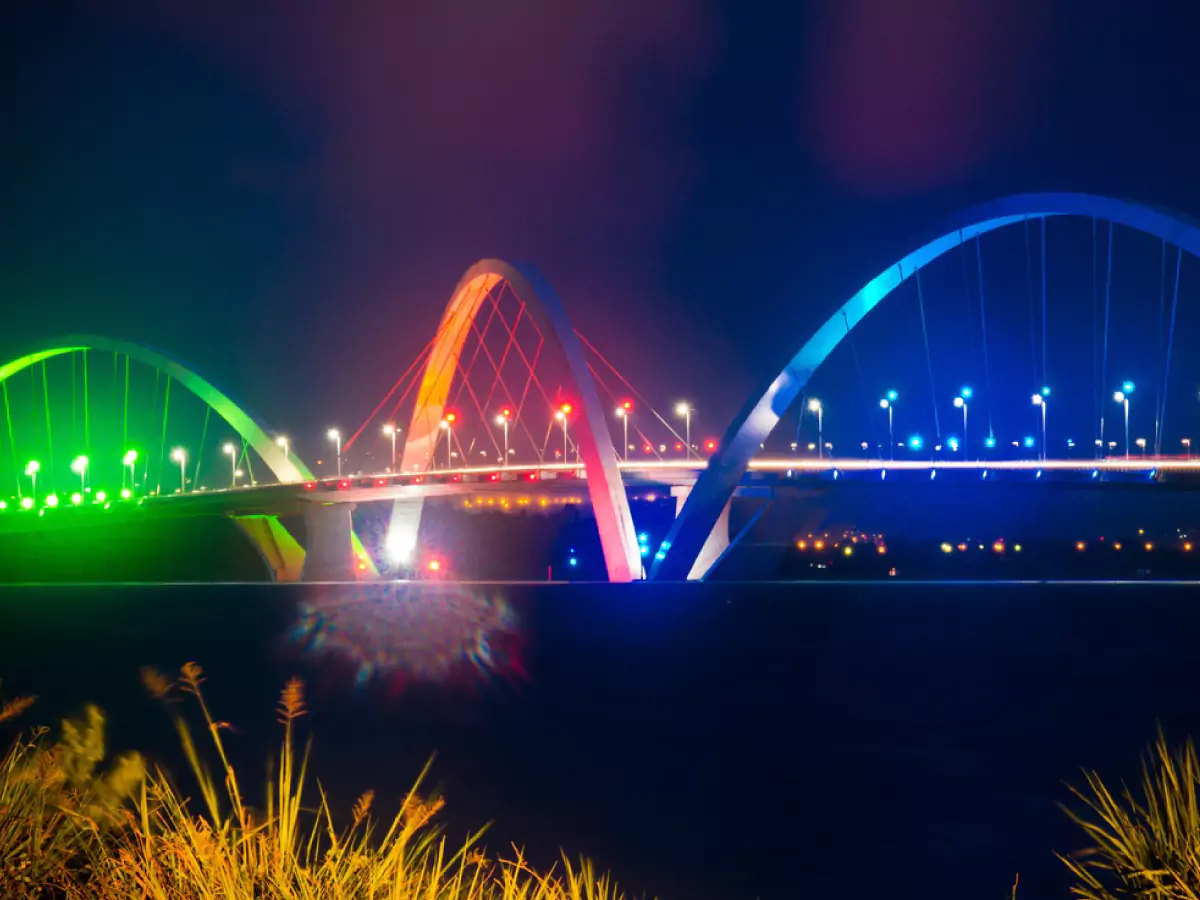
[399,259,641,582]
[651,192,1200,580]
[0,335,311,484]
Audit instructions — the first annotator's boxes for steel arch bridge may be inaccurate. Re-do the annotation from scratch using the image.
[396,259,641,582]
[651,192,1200,580]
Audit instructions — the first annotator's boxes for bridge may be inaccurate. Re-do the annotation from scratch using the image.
[4,193,1200,582]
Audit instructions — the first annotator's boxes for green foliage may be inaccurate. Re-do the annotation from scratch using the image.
[1061,729,1200,899]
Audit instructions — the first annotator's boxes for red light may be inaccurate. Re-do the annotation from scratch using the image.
[500,407,512,418]
[303,482,315,491]
[527,472,538,481]
[705,440,716,451]
[643,444,652,453]
[621,400,633,411]
[674,442,684,451]
[451,474,460,482]
[445,411,457,423]
[413,476,423,484]
[560,403,573,414]
[489,473,499,481]
[339,480,349,489]
[428,559,441,572]
[376,479,386,486]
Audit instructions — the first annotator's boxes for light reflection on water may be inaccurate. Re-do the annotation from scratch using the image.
[289,582,526,690]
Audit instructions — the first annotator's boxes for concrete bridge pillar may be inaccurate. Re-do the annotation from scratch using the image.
[300,501,358,582]
[670,486,731,580]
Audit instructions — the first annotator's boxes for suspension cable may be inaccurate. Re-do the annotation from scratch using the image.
[1091,219,1098,451]
[192,404,210,490]
[1155,238,1167,454]
[912,266,941,438]
[840,308,873,455]
[1024,218,1038,387]
[1099,221,1114,454]
[974,235,995,440]
[1159,245,1182,449]
[2,381,17,496]
[1041,217,1048,388]
[40,361,54,493]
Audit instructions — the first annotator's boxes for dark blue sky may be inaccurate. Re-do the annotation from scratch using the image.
[4,0,1200,454]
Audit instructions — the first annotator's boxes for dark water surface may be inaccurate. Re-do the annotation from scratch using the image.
[2,581,1198,899]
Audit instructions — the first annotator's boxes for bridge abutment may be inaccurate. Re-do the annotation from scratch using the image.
[301,502,359,582]
[671,486,730,580]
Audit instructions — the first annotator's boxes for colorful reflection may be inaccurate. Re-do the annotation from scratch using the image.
[290,583,524,690]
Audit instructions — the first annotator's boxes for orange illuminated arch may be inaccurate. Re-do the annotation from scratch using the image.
[400,260,640,581]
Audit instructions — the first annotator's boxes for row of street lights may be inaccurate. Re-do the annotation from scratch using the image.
[319,399,699,474]
[801,381,1148,461]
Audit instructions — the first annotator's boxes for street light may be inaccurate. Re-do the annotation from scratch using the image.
[555,404,572,463]
[807,398,823,459]
[169,447,187,494]
[1031,392,1048,462]
[24,460,39,498]
[223,442,238,488]
[275,435,290,472]
[123,449,137,493]
[439,412,456,469]
[879,392,896,460]
[494,408,511,464]
[326,428,342,477]
[675,402,692,459]
[381,423,398,472]
[1135,437,1148,457]
[615,400,632,461]
[1114,385,1133,458]
[1184,437,1192,459]
[953,388,970,456]
[70,455,88,493]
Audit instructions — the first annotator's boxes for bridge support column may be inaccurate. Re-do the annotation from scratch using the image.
[301,502,358,582]
[232,514,306,582]
[384,497,424,571]
[670,486,730,581]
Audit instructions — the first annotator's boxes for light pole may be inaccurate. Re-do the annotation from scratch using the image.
[382,423,398,471]
[223,442,238,487]
[170,448,187,494]
[1114,382,1133,459]
[954,387,971,456]
[1184,438,1192,460]
[1136,437,1148,457]
[70,455,88,493]
[327,428,342,477]
[555,404,572,463]
[123,449,137,493]
[440,412,456,469]
[275,436,290,479]
[880,390,897,460]
[494,408,511,464]
[675,402,692,459]
[1031,387,1049,462]
[24,460,39,499]
[807,398,823,459]
[615,400,632,461]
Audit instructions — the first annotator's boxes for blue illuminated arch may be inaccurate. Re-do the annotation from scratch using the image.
[651,192,1200,580]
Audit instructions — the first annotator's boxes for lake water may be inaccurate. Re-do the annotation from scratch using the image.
[2,580,1198,899]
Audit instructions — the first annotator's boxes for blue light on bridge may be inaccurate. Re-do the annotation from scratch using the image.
[984,436,997,449]
[886,390,898,402]
[907,434,924,451]
[1036,469,1042,479]
[960,386,973,399]
[929,469,936,480]
[1023,436,1036,449]
[880,469,887,481]
[1092,469,1100,479]
[1040,386,1051,397]
[637,532,648,543]
[1122,380,1135,393]
[947,436,960,452]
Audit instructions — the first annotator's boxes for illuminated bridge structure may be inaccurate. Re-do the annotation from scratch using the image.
[6,193,1200,582]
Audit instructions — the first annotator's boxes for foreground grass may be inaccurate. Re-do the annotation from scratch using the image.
[1061,730,1200,900]
[0,666,641,900]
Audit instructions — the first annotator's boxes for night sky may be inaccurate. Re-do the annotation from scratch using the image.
[5,0,1200,459]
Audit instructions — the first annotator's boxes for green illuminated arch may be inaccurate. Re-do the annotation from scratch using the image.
[0,336,310,483]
